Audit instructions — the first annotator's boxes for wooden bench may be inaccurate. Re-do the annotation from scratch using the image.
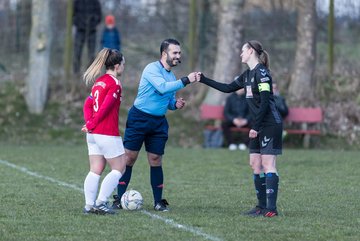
[200,104,323,148]
[200,104,250,133]
[284,107,323,148]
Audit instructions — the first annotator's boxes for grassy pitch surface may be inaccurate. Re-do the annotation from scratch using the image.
[0,144,359,241]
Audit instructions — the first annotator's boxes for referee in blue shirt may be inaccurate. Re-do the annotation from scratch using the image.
[112,39,199,211]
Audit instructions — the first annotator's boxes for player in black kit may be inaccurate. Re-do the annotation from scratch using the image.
[199,40,282,217]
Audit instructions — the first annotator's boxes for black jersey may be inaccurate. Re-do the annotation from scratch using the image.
[200,63,282,131]
[235,63,282,131]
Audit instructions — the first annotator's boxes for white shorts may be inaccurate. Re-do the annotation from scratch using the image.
[86,133,125,159]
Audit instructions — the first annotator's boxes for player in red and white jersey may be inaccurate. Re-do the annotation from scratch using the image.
[81,48,126,215]
[84,72,122,136]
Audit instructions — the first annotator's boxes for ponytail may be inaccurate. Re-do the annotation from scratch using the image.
[83,48,124,86]
[83,48,111,86]
[247,40,270,70]
[260,50,270,70]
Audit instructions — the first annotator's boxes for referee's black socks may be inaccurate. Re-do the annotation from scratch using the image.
[117,165,133,197]
[151,166,164,205]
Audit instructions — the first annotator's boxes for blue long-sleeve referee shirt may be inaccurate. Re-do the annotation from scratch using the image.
[134,61,185,116]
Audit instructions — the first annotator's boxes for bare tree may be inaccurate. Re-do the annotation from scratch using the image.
[25,0,52,114]
[328,0,334,75]
[202,0,245,105]
[188,0,198,71]
[288,0,317,105]
[64,0,73,85]
[191,0,214,104]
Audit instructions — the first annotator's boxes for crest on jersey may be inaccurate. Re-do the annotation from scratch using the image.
[246,85,253,98]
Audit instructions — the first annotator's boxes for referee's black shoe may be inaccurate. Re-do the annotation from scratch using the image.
[112,195,122,209]
[154,199,169,212]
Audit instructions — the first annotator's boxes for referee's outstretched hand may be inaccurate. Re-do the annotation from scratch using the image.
[187,72,198,83]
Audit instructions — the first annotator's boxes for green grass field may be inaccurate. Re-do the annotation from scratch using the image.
[0,144,359,241]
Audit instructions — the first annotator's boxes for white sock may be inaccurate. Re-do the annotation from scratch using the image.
[96,170,122,205]
[84,171,101,207]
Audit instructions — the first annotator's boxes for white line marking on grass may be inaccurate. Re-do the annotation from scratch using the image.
[0,159,224,241]
[0,159,84,192]
[140,210,223,241]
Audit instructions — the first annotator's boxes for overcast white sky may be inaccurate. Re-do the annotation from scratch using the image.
[7,0,358,19]
[317,0,360,18]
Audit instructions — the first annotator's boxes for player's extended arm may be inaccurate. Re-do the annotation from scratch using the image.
[199,74,242,93]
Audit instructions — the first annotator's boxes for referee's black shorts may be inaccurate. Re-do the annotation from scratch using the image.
[124,106,169,155]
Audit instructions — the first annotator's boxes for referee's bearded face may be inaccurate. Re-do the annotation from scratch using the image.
[165,44,182,67]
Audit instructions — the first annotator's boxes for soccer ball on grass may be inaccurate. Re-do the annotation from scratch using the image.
[121,190,143,210]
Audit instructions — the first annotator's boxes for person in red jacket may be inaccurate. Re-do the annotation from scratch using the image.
[81,48,126,215]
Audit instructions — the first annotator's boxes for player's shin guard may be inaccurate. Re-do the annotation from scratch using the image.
[265,172,279,211]
[254,173,266,209]
[117,165,133,197]
[150,166,164,204]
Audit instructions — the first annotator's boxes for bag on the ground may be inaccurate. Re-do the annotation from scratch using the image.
[203,129,223,148]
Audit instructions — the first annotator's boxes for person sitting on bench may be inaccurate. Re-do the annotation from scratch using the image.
[222,88,251,151]
[272,82,288,119]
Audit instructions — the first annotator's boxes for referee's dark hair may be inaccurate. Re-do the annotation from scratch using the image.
[247,40,270,70]
[160,38,180,55]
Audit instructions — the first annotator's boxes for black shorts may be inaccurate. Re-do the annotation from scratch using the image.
[124,106,169,155]
[249,123,282,155]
